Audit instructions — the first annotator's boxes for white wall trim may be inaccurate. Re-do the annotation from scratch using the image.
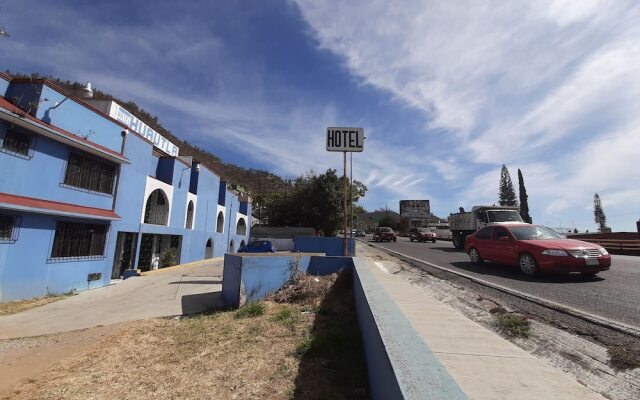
[184,192,198,229]
[140,176,174,224]
[216,205,226,233]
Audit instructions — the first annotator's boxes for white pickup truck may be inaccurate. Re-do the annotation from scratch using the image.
[449,205,524,249]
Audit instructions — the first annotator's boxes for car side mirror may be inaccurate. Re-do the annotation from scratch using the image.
[498,236,510,241]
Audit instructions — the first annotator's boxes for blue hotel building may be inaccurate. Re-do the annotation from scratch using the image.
[0,72,251,302]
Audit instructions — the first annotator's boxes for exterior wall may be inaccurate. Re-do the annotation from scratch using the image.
[0,213,111,301]
[0,121,114,210]
[0,78,252,301]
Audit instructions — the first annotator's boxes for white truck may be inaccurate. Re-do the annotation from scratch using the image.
[450,205,524,249]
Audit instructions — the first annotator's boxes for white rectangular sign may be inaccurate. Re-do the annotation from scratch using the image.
[107,101,180,156]
[326,127,364,152]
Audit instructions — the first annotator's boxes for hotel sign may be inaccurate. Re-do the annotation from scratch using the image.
[106,101,179,156]
[326,127,364,152]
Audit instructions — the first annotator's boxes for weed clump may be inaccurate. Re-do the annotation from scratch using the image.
[234,301,265,319]
[608,344,640,371]
[493,312,530,338]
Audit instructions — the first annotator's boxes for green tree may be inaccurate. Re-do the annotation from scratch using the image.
[593,193,608,232]
[258,169,367,235]
[517,169,532,223]
[499,165,518,207]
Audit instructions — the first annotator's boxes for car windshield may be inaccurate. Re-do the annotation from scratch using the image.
[380,227,392,232]
[416,228,427,232]
[509,226,564,240]
[487,210,524,223]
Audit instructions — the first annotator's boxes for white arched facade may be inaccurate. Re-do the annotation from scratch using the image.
[141,176,174,224]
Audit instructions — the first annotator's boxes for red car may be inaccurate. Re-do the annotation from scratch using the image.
[374,227,397,242]
[464,224,611,276]
[409,228,437,243]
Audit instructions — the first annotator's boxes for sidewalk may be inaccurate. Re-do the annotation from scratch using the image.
[0,258,224,339]
[368,259,605,400]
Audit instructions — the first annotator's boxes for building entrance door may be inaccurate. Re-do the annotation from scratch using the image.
[111,232,138,279]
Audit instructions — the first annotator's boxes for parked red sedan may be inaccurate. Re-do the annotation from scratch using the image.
[464,224,611,276]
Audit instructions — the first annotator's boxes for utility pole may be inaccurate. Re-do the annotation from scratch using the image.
[343,151,348,256]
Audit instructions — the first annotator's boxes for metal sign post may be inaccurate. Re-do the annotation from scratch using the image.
[326,127,364,257]
[343,151,348,256]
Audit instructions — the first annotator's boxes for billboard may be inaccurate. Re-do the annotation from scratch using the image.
[399,200,430,219]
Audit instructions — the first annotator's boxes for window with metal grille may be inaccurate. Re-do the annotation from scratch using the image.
[63,153,116,195]
[1,129,32,157]
[185,201,194,229]
[0,215,18,242]
[144,189,169,225]
[50,222,108,259]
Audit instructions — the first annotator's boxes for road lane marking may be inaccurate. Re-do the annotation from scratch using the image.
[375,261,390,274]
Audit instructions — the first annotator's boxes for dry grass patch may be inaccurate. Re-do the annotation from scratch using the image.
[0,292,75,316]
[2,271,368,400]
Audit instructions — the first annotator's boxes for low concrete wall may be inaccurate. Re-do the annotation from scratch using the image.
[352,258,467,400]
[293,236,355,256]
[251,237,294,251]
[221,253,353,307]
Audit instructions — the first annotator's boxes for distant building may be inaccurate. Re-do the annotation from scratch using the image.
[399,200,436,228]
[0,73,251,301]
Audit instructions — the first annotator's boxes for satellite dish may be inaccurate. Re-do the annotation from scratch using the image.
[81,82,93,99]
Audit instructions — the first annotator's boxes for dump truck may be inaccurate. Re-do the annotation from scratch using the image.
[450,205,524,249]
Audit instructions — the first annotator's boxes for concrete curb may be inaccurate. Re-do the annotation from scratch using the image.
[362,240,640,338]
[353,258,467,400]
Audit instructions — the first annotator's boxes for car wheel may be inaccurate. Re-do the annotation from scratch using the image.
[393,238,397,242]
[518,253,539,276]
[469,247,483,264]
[581,271,598,278]
[410,237,414,242]
[432,239,436,243]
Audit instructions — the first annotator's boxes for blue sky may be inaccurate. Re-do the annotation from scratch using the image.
[1,0,639,231]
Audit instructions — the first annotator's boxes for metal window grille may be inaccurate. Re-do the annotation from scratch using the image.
[144,189,169,225]
[1,129,32,158]
[63,153,116,195]
[185,201,194,229]
[51,222,108,259]
[0,215,20,242]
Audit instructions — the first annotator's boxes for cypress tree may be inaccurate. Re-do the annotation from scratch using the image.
[517,169,532,223]
[593,193,608,232]
[498,165,518,207]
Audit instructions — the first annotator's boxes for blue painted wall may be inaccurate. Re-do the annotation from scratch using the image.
[0,76,9,96]
[0,121,114,210]
[0,213,110,301]
[293,237,356,256]
[221,254,352,307]
[0,79,252,301]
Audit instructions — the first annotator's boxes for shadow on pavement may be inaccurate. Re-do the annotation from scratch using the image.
[169,280,222,285]
[431,246,464,253]
[180,291,225,315]
[449,261,606,284]
[293,270,369,399]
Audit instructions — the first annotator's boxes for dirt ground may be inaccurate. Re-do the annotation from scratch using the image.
[0,271,368,400]
[0,322,133,397]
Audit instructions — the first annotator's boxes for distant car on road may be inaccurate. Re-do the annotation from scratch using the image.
[374,227,397,242]
[353,230,365,237]
[238,240,277,253]
[464,224,611,276]
[409,227,437,243]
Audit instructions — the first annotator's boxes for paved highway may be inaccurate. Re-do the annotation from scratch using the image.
[368,236,640,330]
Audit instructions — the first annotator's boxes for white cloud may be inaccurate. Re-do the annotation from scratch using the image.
[294,0,640,230]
